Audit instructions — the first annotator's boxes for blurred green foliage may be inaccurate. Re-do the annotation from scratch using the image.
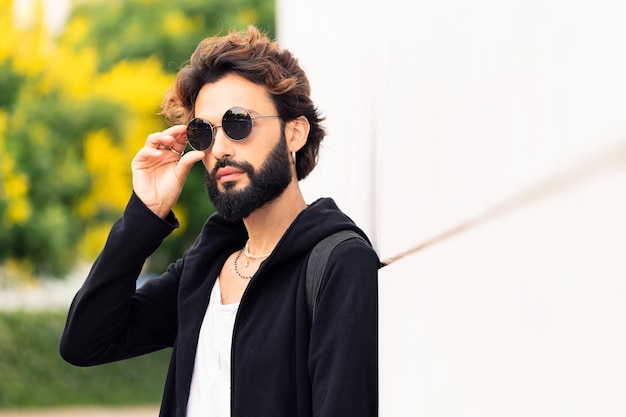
[0,0,275,280]
[0,310,171,408]
[69,0,275,73]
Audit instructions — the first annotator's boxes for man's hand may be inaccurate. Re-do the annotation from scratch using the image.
[131,125,205,219]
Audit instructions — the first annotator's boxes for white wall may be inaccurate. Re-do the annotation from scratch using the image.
[279,0,626,416]
[13,0,70,34]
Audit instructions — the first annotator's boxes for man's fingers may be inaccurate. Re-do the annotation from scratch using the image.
[146,125,188,153]
[175,150,205,175]
[166,147,184,157]
[146,132,173,148]
[162,124,187,138]
[163,125,188,148]
[131,147,162,171]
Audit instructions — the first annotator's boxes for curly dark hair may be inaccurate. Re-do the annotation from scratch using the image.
[161,26,326,180]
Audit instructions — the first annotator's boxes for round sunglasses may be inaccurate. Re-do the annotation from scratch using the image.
[186,107,280,151]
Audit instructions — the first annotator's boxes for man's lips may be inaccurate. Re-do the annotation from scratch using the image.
[216,166,245,183]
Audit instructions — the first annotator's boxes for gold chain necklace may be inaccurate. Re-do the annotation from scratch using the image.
[233,249,253,280]
[243,240,272,267]
[233,241,272,280]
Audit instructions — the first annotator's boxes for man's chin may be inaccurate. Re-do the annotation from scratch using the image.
[216,202,257,223]
[217,212,247,223]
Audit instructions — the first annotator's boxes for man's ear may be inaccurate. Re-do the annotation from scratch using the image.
[285,115,310,153]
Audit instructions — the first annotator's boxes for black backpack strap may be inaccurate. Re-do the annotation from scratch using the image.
[305,230,365,322]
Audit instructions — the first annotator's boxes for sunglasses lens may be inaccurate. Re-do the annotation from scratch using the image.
[186,118,213,151]
[222,107,253,141]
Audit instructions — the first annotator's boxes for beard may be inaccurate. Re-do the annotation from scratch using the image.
[205,134,293,222]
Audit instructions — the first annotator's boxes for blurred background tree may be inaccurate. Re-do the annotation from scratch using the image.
[0,0,275,281]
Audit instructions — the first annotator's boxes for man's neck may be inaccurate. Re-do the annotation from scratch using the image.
[242,183,307,255]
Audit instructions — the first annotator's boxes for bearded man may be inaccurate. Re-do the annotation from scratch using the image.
[61,26,379,417]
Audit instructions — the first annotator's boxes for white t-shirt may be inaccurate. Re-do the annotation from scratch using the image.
[187,279,239,417]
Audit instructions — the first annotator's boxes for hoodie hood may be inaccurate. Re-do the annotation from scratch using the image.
[276,197,371,260]
[197,197,371,268]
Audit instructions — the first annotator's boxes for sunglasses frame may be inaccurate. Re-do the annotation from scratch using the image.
[186,107,280,151]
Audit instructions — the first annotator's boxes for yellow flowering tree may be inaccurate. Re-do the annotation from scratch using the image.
[0,0,275,279]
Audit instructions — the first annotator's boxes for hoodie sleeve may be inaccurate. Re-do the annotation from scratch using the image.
[308,237,379,417]
[59,193,182,366]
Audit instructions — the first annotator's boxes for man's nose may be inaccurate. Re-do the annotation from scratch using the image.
[210,127,234,160]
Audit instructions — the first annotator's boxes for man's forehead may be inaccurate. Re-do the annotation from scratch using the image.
[195,76,274,119]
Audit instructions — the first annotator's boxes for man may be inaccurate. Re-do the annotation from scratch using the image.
[60,26,379,417]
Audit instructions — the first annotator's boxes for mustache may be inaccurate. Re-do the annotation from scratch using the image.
[209,158,254,179]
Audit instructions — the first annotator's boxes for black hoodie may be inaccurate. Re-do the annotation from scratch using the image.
[60,193,379,417]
